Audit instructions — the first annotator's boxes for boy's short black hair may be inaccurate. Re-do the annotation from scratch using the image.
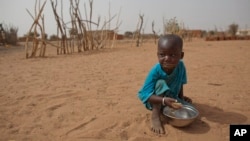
[158,34,183,49]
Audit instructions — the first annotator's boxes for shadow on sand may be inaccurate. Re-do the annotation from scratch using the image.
[194,103,248,124]
[167,102,248,134]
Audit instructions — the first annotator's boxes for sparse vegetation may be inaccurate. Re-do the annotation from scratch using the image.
[228,23,238,36]
[163,17,180,34]
[1,0,248,56]
[163,17,192,41]
[124,31,133,38]
[49,34,60,41]
[0,23,19,46]
[205,23,250,41]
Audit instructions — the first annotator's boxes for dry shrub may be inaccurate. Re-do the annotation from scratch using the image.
[49,34,60,41]
[163,17,180,34]
[1,24,19,45]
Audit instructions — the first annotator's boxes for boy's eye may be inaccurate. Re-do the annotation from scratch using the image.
[158,53,179,58]
[158,53,166,57]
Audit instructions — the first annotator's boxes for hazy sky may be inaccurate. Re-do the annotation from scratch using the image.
[1,0,250,37]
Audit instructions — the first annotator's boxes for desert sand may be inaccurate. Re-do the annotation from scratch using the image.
[0,39,250,141]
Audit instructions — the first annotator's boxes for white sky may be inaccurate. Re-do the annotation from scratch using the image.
[1,0,250,37]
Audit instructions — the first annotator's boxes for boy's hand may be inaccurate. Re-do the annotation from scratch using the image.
[171,102,183,109]
[164,97,177,107]
[183,96,192,103]
[164,98,183,109]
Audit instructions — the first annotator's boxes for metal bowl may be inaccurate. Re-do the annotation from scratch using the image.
[163,105,199,127]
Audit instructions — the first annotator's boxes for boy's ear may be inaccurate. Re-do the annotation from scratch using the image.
[181,52,184,59]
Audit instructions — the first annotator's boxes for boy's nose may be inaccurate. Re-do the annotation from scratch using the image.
[163,55,170,61]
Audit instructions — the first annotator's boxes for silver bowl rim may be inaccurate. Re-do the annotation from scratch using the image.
[163,105,199,120]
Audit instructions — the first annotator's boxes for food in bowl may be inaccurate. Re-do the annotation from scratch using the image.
[163,105,199,127]
[171,102,183,109]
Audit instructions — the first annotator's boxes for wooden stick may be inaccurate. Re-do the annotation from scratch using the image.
[25,0,46,58]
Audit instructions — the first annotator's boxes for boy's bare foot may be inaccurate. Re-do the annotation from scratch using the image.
[151,114,165,134]
[151,104,165,134]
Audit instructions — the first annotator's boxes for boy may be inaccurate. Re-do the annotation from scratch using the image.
[138,34,192,134]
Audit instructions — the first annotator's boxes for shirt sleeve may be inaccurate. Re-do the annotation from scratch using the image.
[138,64,161,104]
[180,61,187,84]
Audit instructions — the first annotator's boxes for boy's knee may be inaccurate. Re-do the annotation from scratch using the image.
[154,79,169,96]
[151,103,162,110]
[155,79,166,91]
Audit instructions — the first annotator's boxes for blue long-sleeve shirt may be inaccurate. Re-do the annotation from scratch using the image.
[138,60,187,109]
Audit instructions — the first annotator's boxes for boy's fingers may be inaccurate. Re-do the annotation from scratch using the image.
[184,96,192,103]
[169,98,176,101]
[171,102,183,109]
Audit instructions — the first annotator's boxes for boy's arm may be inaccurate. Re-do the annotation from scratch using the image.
[178,85,184,99]
[148,95,176,107]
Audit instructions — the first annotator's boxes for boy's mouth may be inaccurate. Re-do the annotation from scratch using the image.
[162,63,175,68]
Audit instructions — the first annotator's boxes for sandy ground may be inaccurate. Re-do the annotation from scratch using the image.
[0,39,250,141]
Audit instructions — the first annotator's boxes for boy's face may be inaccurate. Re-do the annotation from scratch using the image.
[157,40,184,74]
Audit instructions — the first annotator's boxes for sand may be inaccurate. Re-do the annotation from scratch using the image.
[0,39,250,141]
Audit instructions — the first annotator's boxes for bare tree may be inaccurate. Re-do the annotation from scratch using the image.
[1,23,19,46]
[152,21,157,44]
[228,23,238,36]
[136,14,144,47]
[111,7,122,48]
